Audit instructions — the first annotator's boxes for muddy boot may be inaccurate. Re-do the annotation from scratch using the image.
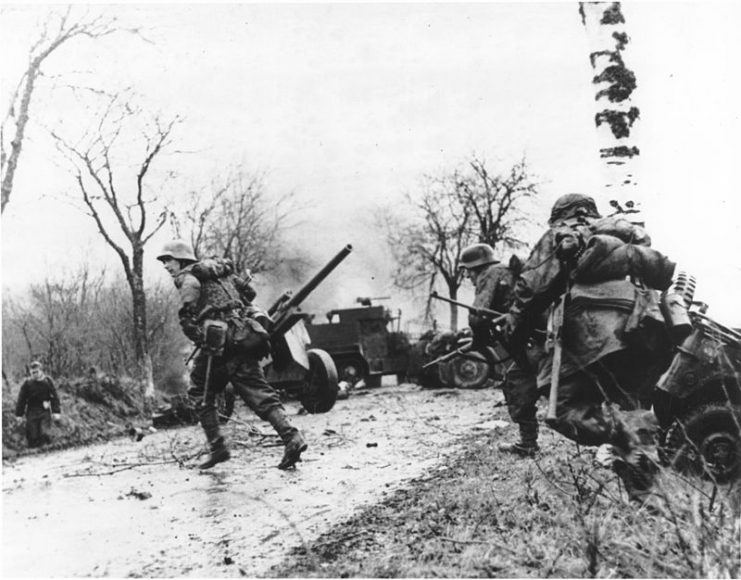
[198,406,231,470]
[498,421,539,457]
[613,449,658,504]
[266,407,308,470]
[199,436,231,470]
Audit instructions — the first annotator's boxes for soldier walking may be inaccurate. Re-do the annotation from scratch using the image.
[15,361,61,448]
[503,194,676,501]
[459,244,544,457]
[157,240,307,470]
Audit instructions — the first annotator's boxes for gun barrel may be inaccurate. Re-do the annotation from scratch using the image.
[285,244,353,309]
[430,292,505,319]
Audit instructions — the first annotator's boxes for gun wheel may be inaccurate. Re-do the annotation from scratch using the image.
[299,349,339,414]
[662,403,741,483]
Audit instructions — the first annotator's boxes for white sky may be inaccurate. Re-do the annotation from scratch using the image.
[1,2,740,328]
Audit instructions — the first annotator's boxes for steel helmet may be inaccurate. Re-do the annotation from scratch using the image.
[549,193,601,225]
[157,240,197,263]
[459,243,499,270]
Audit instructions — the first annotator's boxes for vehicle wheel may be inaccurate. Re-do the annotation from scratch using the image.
[447,350,492,389]
[299,349,339,414]
[217,384,236,424]
[336,356,367,387]
[662,403,741,483]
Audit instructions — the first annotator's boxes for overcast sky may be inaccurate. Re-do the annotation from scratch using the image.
[2,2,740,328]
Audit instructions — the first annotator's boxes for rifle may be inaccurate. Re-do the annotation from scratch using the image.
[430,291,508,325]
[422,343,472,369]
[545,285,568,427]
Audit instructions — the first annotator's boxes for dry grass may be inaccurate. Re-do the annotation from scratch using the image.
[269,430,741,578]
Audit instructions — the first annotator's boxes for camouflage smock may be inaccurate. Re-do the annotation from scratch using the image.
[505,215,666,387]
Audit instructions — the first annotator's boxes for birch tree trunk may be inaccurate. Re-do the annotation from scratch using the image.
[579,2,642,209]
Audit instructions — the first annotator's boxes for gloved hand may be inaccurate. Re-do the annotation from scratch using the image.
[52,413,61,421]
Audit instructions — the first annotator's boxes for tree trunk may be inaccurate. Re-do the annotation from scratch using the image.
[448,285,459,332]
[579,2,641,203]
[1,66,39,214]
[130,247,154,413]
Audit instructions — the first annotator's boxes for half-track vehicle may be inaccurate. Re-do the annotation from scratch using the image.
[304,297,411,388]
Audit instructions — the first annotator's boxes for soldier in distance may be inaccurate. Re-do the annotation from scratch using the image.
[459,243,544,458]
[158,240,307,470]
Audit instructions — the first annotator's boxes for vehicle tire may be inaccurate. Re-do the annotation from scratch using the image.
[217,384,236,424]
[336,356,367,387]
[299,349,339,414]
[661,403,741,483]
[447,350,492,389]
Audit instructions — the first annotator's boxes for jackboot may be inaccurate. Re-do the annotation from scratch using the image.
[198,406,231,469]
[266,407,308,470]
[198,436,231,469]
[498,421,539,457]
[612,449,658,504]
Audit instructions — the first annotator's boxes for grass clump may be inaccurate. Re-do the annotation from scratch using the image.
[269,430,740,578]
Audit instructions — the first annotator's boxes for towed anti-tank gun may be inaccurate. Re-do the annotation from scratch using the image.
[263,244,353,413]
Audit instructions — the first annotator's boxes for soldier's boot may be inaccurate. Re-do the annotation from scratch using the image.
[198,407,231,470]
[266,407,308,470]
[612,449,659,505]
[498,421,539,457]
[610,409,660,505]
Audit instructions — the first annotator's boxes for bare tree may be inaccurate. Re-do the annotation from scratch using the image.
[52,94,177,408]
[454,156,537,248]
[1,6,139,214]
[3,266,105,376]
[170,167,311,278]
[382,156,538,330]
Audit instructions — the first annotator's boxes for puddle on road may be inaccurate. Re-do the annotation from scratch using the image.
[2,385,504,577]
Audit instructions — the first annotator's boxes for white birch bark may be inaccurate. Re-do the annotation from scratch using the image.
[579,2,642,215]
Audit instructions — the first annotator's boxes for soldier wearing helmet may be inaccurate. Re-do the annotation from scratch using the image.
[503,194,676,503]
[157,239,307,471]
[460,244,544,457]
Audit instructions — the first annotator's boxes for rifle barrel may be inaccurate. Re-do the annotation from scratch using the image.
[430,292,505,319]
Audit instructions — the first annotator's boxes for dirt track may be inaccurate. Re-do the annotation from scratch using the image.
[2,383,506,578]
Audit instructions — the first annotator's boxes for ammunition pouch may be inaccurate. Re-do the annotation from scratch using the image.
[226,314,270,358]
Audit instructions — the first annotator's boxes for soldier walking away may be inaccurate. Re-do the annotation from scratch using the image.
[15,361,61,448]
[459,244,544,458]
[503,194,676,502]
[157,240,307,470]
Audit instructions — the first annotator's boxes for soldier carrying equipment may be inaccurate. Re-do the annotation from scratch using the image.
[158,239,308,471]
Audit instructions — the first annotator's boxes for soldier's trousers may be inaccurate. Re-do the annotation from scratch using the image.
[502,342,544,443]
[188,351,284,442]
[25,410,52,448]
[502,362,539,441]
[549,349,659,448]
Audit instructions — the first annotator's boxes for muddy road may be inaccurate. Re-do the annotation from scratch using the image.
[2,383,505,578]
